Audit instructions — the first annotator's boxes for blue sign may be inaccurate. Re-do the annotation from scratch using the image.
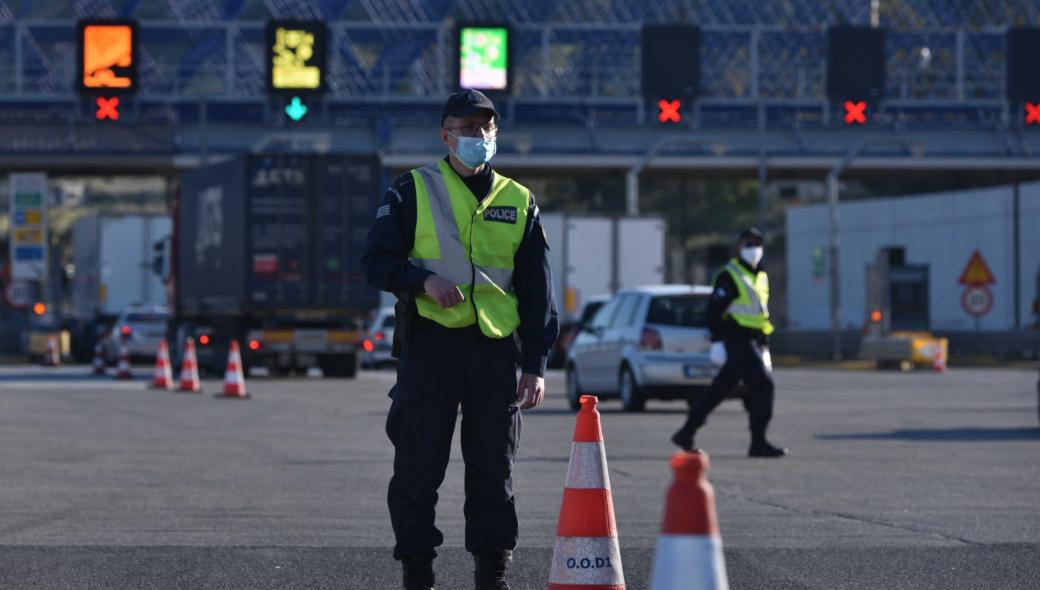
[14,246,44,260]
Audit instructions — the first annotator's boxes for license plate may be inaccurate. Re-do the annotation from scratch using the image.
[294,330,329,352]
[684,365,710,379]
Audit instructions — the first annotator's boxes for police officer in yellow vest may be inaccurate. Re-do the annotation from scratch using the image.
[672,227,787,458]
[361,90,558,590]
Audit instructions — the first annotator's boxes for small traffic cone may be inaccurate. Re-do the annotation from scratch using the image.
[152,340,174,390]
[548,395,625,590]
[220,340,250,399]
[115,336,133,380]
[178,337,201,393]
[649,451,729,590]
[92,341,106,375]
[932,344,947,373]
[42,335,60,367]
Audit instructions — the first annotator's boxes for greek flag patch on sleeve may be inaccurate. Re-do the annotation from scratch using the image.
[376,204,391,219]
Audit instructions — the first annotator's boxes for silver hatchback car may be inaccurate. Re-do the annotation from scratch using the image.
[103,305,170,364]
[565,285,716,411]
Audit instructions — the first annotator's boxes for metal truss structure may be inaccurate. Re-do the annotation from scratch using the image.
[0,1,1036,173]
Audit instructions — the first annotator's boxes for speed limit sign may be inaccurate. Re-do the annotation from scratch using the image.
[4,281,32,308]
[961,286,994,317]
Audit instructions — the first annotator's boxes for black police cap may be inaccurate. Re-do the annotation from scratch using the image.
[440,89,500,127]
[738,227,765,244]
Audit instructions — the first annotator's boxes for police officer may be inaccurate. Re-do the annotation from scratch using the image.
[671,227,787,458]
[360,89,558,590]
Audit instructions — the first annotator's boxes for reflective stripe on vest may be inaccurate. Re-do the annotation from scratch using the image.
[721,259,775,336]
[409,160,529,338]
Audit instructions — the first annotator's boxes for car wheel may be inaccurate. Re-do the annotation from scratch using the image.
[619,365,645,412]
[566,366,583,412]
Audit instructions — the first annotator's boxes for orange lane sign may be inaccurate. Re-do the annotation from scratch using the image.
[79,21,137,92]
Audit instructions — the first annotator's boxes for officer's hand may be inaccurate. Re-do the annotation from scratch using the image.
[761,348,773,372]
[516,373,545,410]
[709,342,727,366]
[424,275,465,309]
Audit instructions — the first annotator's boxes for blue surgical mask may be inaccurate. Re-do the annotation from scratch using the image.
[452,134,497,169]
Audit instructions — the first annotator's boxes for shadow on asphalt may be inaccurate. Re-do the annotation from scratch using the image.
[817,427,1040,442]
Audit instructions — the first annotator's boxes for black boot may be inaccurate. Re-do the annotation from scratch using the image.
[474,549,512,590]
[748,432,787,458]
[402,555,435,590]
[671,429,695,451]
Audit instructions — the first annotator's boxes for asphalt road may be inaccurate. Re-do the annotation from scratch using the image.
[0,363,1037,589]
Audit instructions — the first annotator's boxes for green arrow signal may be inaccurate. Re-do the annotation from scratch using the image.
[285,97,309,121]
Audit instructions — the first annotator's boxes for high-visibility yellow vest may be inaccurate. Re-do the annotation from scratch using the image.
[409,160,530,338]
[719,258,775,336]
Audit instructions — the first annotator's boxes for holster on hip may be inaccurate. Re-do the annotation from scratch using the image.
[391,290,417,359]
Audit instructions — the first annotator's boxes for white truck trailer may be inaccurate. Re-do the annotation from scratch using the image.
[70,213,171,359]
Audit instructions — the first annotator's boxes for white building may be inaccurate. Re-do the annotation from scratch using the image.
[786,182,1040,331]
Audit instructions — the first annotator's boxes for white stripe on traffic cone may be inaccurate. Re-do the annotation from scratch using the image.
[649,451,729,590]
[115,336,133,380]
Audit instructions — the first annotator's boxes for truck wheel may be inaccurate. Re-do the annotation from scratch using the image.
[320,353,359,378]
[269,364,292,377]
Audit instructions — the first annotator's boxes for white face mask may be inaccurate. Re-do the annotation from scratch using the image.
[741,246,764,267]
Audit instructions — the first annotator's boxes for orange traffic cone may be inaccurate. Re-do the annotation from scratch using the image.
[92,341,106,375]
[649,451,729,590]
[152,340,174,390]
[548,395,625,590]
[220,340,250,399]
[115,335,133,380]
[178,338,201,393]
[932,344,947,373]
[42,335,60,367]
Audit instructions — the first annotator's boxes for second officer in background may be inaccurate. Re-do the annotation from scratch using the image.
[671,227,787,458]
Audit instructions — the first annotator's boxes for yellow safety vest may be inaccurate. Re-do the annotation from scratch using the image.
[719,258,775,336]
[409,160,530,338]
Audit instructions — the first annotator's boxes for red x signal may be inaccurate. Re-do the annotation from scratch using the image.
[96,96,120,121]
[1025,102,1040,125]
[658,99,682,124]
[843,100,867,125]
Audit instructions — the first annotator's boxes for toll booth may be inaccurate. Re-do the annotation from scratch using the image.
[862,247,947,369]
[865,247,929,335]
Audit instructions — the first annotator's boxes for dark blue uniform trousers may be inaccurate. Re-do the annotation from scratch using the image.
[386,319,521,560]
[679,335,775,436]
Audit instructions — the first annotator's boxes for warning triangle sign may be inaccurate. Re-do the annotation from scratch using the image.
[958,250,996,286]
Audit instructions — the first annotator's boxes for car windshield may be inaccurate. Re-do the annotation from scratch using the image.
[579,301,606,325]
[382,316,395,328]
[126,313,167,323]
[645,295,710,328]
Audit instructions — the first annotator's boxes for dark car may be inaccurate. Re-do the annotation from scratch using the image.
[548,296,609,369]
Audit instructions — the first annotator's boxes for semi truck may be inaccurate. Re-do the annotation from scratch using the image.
[69,213,172,360]
[166,154,380,378]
